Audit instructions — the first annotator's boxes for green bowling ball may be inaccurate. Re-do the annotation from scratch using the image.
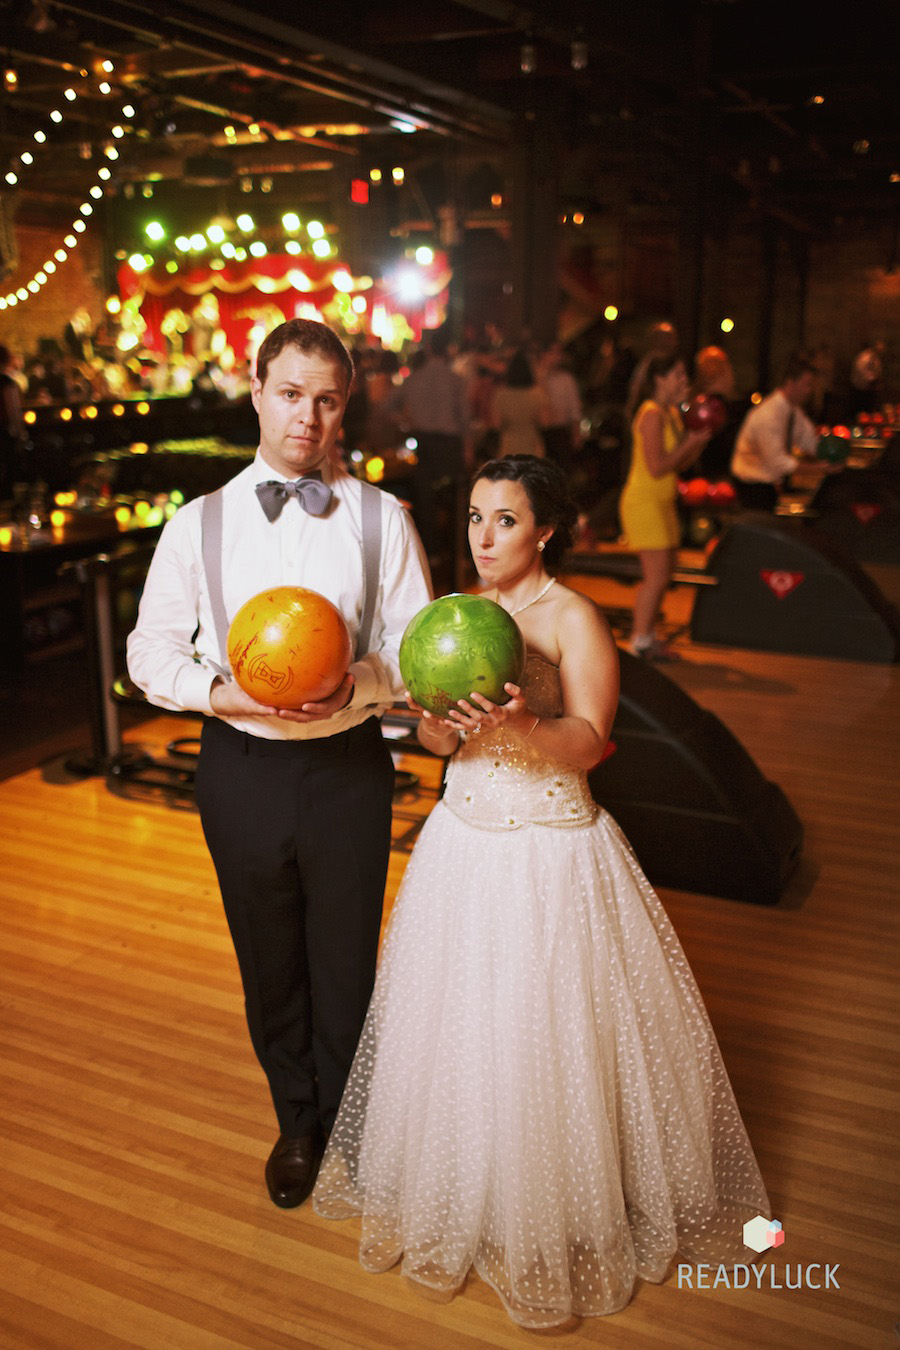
[399,593,527,716]
[816,433,849,464]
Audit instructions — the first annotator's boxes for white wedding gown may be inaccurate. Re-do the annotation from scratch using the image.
[313,654,769,1328]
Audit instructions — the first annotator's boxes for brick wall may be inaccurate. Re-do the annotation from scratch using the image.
[0,224,107,362]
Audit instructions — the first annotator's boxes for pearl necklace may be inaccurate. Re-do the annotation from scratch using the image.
[503,576,556,617]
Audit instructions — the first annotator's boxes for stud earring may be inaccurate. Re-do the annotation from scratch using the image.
[537,540,545,552]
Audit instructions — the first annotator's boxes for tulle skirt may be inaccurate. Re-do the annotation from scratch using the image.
[313,802,769,1328]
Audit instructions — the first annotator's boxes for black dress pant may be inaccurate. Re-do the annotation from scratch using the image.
[194,715,394,1138]
[411,430,464,558]
[733,478,779,512]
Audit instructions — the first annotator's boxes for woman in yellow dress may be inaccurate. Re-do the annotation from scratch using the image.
[618,352,710,660]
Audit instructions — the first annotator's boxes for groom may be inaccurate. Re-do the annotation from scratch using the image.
[127,318,431,1206]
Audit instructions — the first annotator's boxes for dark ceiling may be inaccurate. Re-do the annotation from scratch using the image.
[1,0,898,243]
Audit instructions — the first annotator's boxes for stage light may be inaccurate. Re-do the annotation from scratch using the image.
[221,241,236,258]
[128,253,148,271]
[282,211,301,232]
[189,233,205,250]
[307,219,325,238]
[312,238,330,258]
[249,240,267,257]
[174,236,190,252]
[720,317,735,333]
[236,212,254,232]
[285,239,301,255]
[396,268,423,302]
[165,259,178,273]
[142,183,153,198]
[520,43,535,74]
[234,247,247,261]
[352,295,367,314]
[415,245,433,265]
[206,224,225,244]
[59,407,72,420]
[248,122,261,135]
[106,296,121,313]
[332,269,353,291]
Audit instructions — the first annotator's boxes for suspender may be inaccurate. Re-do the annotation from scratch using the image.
[357,478,382,659]
[200,479,383,675]
[200,486,231,675]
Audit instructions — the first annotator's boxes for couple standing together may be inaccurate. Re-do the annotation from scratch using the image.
[128,318,768,1330]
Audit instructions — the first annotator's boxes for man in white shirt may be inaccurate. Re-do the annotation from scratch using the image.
[397,326,470,561]
[730,352,820,511]
[127,319,432,1209]
[539,342,583,471]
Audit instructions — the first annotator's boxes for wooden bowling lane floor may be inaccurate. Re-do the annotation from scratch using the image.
[0,620,898,1347]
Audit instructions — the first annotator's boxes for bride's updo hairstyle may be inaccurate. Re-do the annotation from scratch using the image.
[472,455,578,572]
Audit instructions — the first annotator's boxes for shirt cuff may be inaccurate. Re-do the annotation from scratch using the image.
[347,658,383,709]
[179,662,225,714]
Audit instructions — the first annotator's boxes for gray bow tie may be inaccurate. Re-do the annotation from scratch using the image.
[255,472,333,521]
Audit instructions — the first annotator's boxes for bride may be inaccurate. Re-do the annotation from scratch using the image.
[313,454,769,1329]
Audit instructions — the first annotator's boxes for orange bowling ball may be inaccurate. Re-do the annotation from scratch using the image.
[227,586,352,709]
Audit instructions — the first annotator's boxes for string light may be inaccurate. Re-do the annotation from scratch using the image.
[2,156,115,307]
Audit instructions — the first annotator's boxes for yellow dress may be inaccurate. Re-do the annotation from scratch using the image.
[619,400,683,549]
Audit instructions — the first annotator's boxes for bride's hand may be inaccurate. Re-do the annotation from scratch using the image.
[447,682,531,735]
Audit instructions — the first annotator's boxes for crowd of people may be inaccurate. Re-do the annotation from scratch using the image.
[3,312,893,669]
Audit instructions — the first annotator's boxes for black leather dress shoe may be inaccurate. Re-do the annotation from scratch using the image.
[265,1132,324,1209]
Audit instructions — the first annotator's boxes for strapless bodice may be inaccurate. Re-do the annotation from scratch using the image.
[441,653,597,831]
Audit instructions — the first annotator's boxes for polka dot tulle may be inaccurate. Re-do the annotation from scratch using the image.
[313,656,769,1328]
